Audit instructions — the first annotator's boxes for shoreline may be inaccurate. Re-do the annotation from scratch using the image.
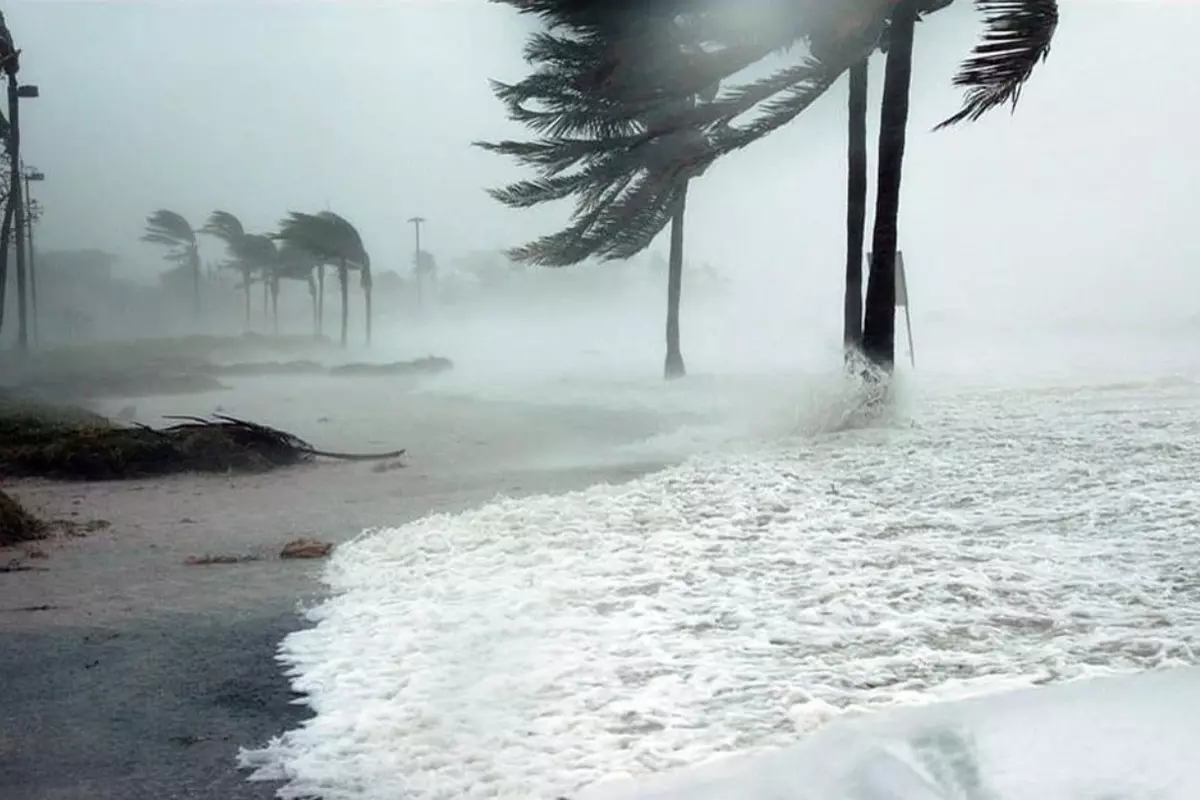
[1,376,680,800]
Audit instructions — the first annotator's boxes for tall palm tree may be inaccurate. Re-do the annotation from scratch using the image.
[274,211,370,347]
[480,12,719,380]
[141,209,201,317]
[494,0,1059,372]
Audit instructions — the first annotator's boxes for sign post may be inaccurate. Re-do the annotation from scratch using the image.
[896,250,915,368]
[867,249,916,368]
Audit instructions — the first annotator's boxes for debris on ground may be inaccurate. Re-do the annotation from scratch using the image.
[280,538,333,559]
[0,490,46,547]
[184,553,262,566]
[0,396,405,481]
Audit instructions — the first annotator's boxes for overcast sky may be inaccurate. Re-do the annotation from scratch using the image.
[7,0,1199,322]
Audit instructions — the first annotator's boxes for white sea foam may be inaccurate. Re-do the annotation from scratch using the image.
[239,366,1200,799]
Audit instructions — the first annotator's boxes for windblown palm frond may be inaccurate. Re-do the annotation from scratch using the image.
[317,211,369,269]
[274,211,368,269]
[275,239,319,280]
[483,0,914,267]
[936,0,1058,129]
[233,233,278,266]
[141,209,197,248]
[199,210,246,247]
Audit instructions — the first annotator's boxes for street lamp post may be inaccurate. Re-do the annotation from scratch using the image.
[407,215,426,309]
[6,79,37,351]
[24,168,43,344]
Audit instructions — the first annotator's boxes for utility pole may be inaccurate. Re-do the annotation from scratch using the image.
[24,168,43,345]
[407,215,425,309]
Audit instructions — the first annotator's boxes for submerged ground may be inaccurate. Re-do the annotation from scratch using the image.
[0,369,697,800]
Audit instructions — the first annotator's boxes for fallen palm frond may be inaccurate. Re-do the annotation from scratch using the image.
[0,406,405,481]
[0,489,46,546]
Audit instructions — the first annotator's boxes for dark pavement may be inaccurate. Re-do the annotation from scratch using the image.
[1,610,307,800]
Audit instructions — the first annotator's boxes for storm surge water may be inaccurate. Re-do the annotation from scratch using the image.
[238,319,1200,800]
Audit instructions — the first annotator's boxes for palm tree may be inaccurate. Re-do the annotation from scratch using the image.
[480,12,719,380]
[200,210,253,323]
[277,239,321,336]
[493,0,1059,372]
[274,211,370,347]
[141,209,201,317]
[238,233,280,330]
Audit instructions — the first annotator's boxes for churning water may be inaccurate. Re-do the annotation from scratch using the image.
[239,330,1200,799]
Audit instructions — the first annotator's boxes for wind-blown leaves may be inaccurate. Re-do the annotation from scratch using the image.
[483,0,1057,265]
[274,211,368,270]
[200,210,246,248]
[935,0,1058,128]
[141,209,196,248]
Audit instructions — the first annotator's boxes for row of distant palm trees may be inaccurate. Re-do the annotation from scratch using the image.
[141,209,372,346]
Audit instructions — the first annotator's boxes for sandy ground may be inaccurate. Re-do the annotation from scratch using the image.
[0,375,681,800]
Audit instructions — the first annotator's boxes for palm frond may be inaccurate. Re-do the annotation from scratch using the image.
[199,210,245,246]
[231,233,278,269]
[274,211,369,270]
[936,0,1058,129]
[142,209,196,247]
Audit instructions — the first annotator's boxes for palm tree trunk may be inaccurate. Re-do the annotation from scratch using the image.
[309,276,318,336]
[364,280,373,347]
[338,260,349,348]
[862,0,917,372]
[317,264,326,338]
[242,266,252,326]
[0,194,16,334]
[664,185,688,380]
[271,276,280,336]
[844,59,869,357]
[262,274,269,320]
[191,246,201,321]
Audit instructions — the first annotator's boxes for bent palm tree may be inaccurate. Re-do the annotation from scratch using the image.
[274,211,370,347]
[495,0,1058,372]
[142,209,201,317]
[480,12,719,379]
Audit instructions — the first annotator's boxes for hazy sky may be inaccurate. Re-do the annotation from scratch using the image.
[8,0,1199,321]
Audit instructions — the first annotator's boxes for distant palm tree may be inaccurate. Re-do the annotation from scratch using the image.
[276,239,321,336]
[238,233,280,330]
[141,209,201,317]
[274,211,370,347]
[200,210,254,323]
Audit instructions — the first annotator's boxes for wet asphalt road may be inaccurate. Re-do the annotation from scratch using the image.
[1,609,307,800]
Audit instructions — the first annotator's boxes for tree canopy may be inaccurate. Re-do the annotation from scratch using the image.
[483,0,1057,265]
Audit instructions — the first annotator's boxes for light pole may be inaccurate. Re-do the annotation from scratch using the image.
[24,168,42,344]
[6,78,37,352]
[407,215,426,309]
